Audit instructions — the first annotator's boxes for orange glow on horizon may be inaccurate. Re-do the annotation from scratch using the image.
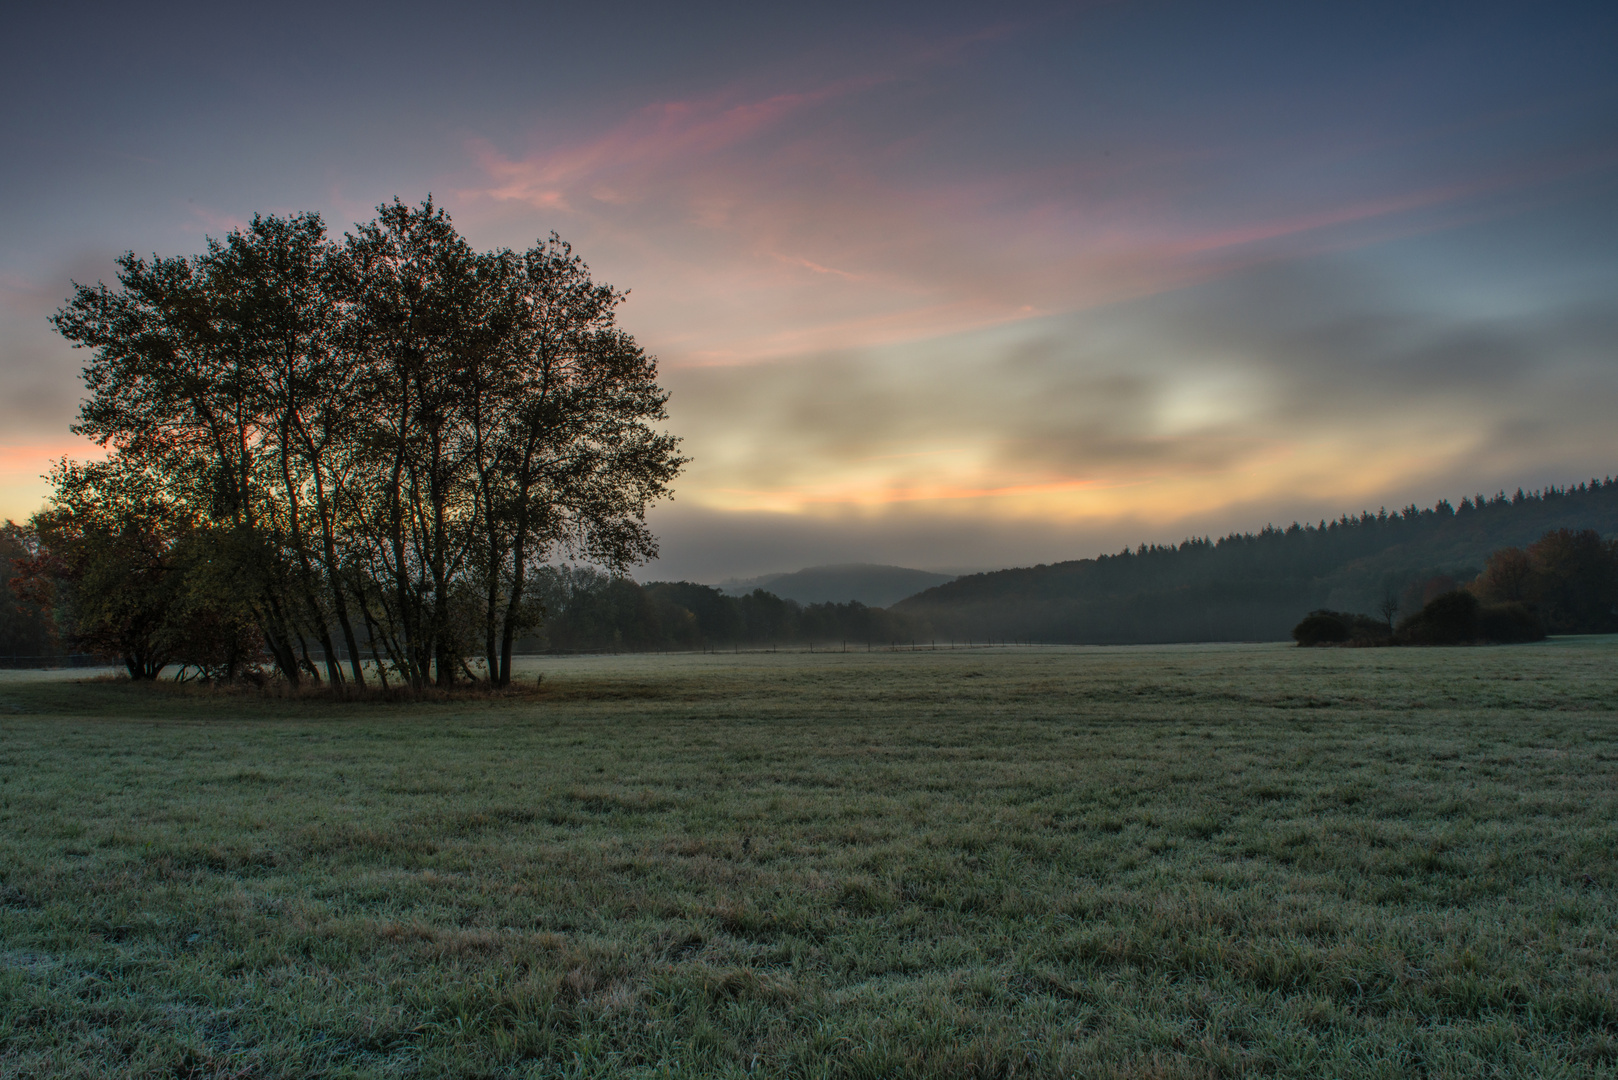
[684,429,1483,527]
[0,439,106,522]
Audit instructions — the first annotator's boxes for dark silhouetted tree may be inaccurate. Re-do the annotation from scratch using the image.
[45,199,684,687]
[1525,528,1618,633]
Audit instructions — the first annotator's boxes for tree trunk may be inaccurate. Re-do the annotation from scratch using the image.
[309,461,366,688]
[496,531,529,689]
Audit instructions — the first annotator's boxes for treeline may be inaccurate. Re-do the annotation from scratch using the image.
[10,459,1616,664]
[8,200,682,686]
[1296,525,1617,646]
[898,478,1618,644]
[0,556,928,667]
[525,568,925,652]
[0,524,58,661]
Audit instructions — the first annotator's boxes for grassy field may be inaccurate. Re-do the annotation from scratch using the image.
[1,640,1616,1078]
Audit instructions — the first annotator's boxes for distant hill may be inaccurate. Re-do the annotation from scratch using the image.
[896,478,1618,644]
[719,563,956,608]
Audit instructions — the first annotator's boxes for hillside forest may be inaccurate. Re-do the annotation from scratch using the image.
[897,479,1618,646]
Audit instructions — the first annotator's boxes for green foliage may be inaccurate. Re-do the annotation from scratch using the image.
[1,641,1616,1076]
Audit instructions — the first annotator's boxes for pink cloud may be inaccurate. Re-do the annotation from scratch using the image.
[449,41,1618,376]
[470,72,891,213]
[468,18,1030,214]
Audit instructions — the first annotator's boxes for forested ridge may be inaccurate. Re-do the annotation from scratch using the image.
[497,476,1618,652]
[719,564,956,608]
[896,479,1618,644]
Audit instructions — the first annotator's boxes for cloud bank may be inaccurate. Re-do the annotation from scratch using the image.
[3,3,1616,582]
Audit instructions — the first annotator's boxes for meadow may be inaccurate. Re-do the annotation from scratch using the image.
[1,640,1615,1078]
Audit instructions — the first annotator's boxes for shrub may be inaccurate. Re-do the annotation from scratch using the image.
[1477,601,1546,644]
[1397,590,1479,645]
[1292,610,1389,647]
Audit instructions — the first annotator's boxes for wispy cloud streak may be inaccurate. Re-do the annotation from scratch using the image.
[461,45,1618,377]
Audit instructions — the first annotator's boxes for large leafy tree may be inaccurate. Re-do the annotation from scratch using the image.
[45,199,684,688]
[471,234,683,685]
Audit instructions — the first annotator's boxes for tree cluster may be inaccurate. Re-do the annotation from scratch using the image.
[20,200,683,687]
[1469,528,1618,634]
[527,569,928,653]
[1293,527,1617,646]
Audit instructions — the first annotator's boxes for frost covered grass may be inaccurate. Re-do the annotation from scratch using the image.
[1,639,1615,1077]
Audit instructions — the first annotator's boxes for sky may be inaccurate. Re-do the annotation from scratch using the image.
[2,0,1616,581]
